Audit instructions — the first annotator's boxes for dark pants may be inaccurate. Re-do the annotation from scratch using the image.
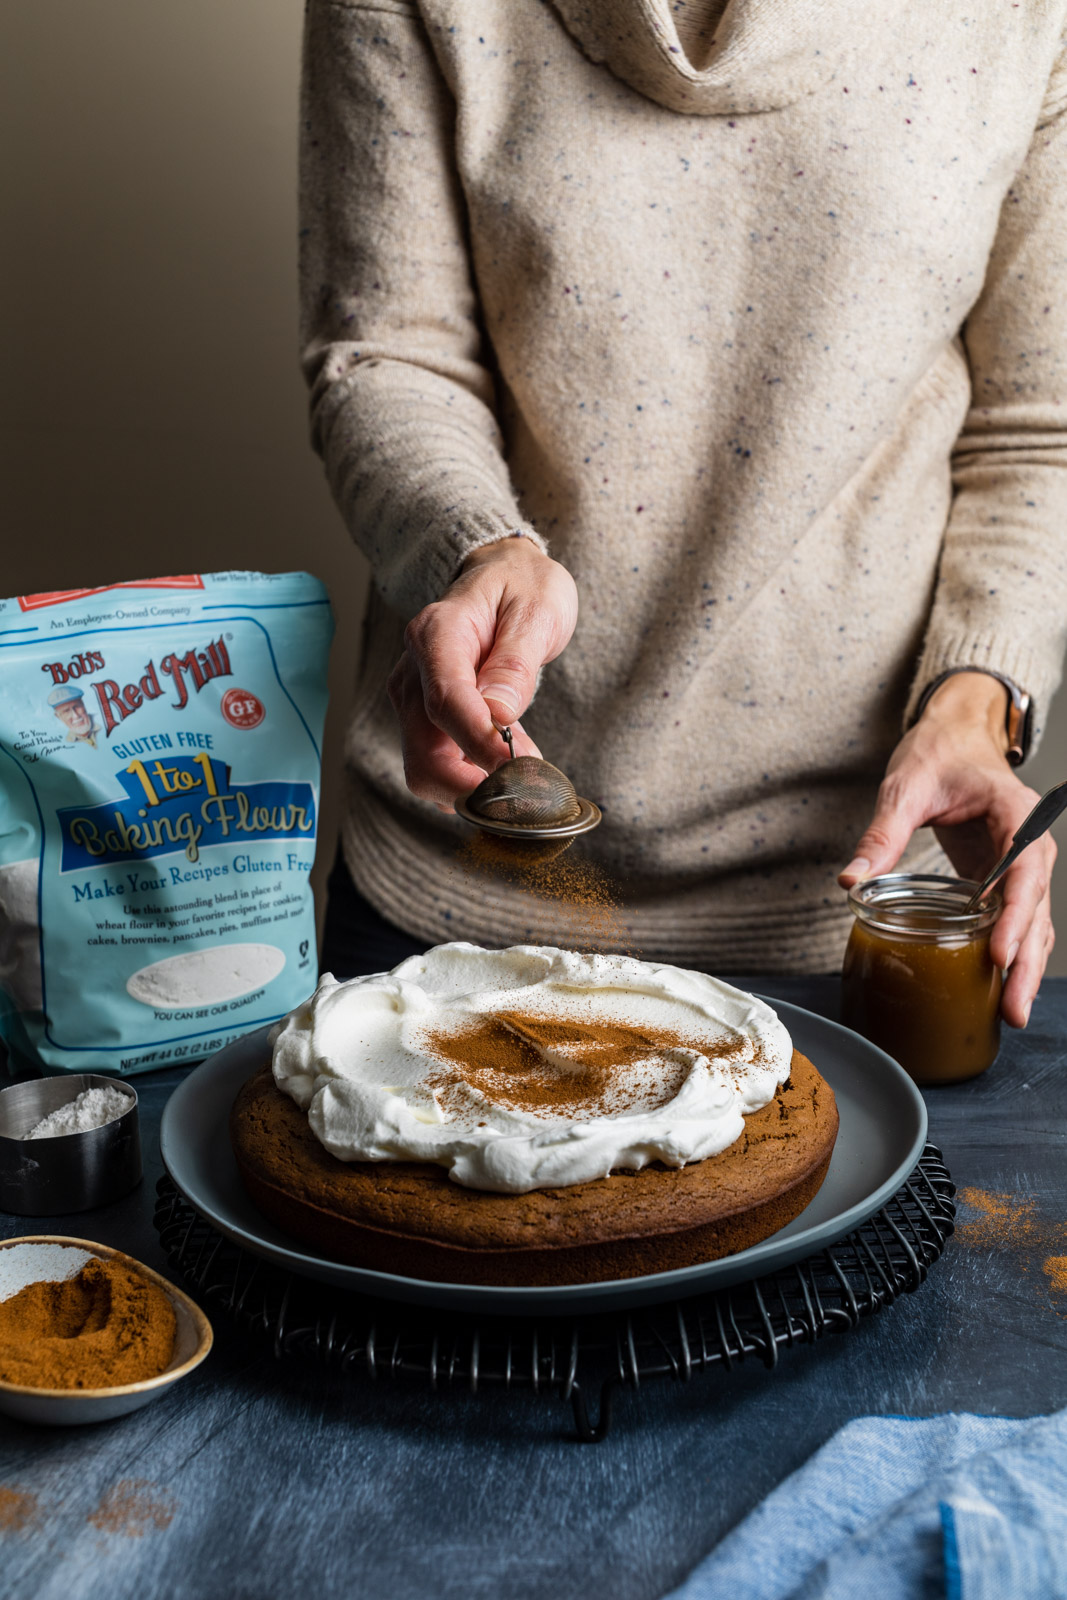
[319,850,430,980]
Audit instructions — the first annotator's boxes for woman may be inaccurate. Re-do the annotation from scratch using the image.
[301,0,1064,1021]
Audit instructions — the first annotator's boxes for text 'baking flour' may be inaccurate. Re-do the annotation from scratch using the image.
[0,572,333,1074]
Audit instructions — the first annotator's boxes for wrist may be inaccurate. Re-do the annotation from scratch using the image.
[918,670,1010,755]
[911,667,1032,765]
[460,533,546,574]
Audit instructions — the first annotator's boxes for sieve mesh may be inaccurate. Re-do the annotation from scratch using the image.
[467,758,582,827]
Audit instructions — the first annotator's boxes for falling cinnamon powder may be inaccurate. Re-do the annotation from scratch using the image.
[456,832,634,954]
[88,1479,176,1538]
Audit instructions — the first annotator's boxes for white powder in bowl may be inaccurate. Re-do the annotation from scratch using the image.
[0,1243,93,1299]
[125,943,286,1008]
[23,1085,132,1140]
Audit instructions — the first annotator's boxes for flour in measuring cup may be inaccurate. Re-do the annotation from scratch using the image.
[23,1084,132,1139]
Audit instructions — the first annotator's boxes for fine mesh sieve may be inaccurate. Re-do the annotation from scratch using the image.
[454,726,602,841]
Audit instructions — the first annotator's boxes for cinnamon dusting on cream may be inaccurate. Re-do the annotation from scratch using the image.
[272,946,793,1192]
[421,1010,738,1120]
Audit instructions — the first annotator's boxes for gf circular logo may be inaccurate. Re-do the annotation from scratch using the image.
[221,688,265,729]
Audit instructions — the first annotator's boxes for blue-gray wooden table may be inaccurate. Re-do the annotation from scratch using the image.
[2,976,1066,1600]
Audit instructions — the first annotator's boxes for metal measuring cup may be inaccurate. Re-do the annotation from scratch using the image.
[0,1074,142,1215]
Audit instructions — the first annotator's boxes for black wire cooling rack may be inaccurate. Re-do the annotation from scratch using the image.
[154,1144,954,1441]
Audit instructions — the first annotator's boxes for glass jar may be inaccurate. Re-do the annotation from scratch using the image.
[841,874,1003,1086]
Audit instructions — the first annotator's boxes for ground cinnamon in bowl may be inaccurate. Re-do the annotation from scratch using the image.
[0,1257,176,1390]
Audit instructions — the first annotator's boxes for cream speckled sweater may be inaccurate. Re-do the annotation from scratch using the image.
[300,0,1067,971]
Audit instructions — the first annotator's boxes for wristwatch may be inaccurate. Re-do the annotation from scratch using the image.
[911,668,1032,767]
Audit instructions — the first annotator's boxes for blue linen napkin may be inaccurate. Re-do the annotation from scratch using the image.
[664,1409,1067,1600]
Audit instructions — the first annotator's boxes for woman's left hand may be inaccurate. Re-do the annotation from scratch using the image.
[839,672,1055,1028]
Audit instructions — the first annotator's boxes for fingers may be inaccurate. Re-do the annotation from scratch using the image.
[476,625,545,729]
[405,602,545,775]
[386,653,487,809]
[977,785,1055,1026]
[388,658,541,810]
[838,770,934,887]
[994,829,1056,1026]
[1000,893,1054,1028]
[988,833,1055,971]
[472,570,576,731]
[388,541,576,806]
[385,595,550,812]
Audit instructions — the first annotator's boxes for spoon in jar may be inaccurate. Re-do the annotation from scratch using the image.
[964,777,1067,910]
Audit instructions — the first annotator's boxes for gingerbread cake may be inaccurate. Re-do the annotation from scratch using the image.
[229,944,839,1287]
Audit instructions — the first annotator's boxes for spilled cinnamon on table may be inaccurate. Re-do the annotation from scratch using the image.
[1044,1255,1067,1293]
[954,1186,1038,1249]
[955,1186,1067,1303]
[0,1488,38,1534]
[88,1479,177,1538]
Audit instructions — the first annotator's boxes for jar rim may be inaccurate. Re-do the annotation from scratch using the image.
[847,872,1001,934]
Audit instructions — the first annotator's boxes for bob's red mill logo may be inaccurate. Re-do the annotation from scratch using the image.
[41,640,232,737]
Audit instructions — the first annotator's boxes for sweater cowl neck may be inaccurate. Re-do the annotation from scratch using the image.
[548,0,844,115]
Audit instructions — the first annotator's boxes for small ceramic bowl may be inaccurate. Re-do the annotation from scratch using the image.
[0,1236,212,1426]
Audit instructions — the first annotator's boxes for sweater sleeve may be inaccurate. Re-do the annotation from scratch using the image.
[299,0,545,620]
[904,43,1067,750]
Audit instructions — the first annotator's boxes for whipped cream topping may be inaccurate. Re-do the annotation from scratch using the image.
[270,943,793,1194]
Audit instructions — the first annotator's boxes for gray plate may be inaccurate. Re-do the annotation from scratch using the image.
[159,999,927,1315]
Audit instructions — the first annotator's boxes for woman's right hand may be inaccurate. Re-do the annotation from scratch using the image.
[386,536,579,811]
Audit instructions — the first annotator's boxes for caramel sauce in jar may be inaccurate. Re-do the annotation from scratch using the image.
[841,875,1003,1085]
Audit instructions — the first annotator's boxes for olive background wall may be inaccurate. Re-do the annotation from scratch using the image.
[4,0,1065,973]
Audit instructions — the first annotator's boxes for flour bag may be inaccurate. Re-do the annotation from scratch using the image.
[0,572,333,1074]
